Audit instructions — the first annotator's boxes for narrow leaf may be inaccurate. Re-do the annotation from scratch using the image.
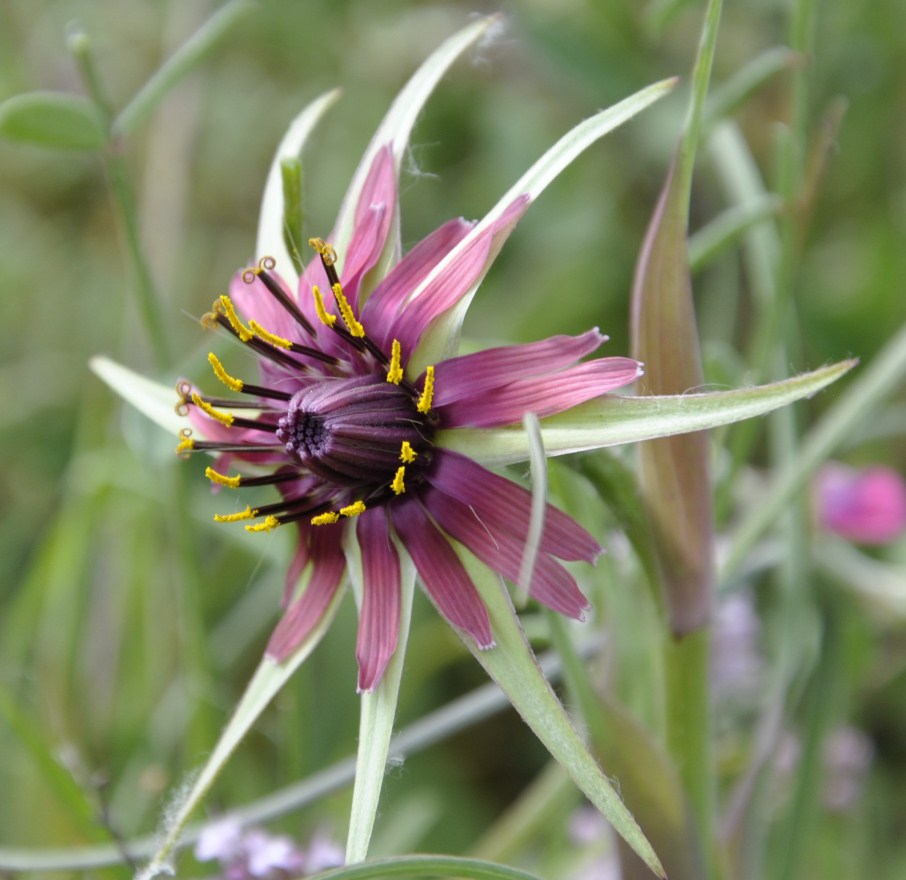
[332,16,500,272]
[0,91,105,149]
[256,89,342,282]
[411,77,677,374]
[345,554,416,863]
[136,586,345,880]
[90,356,183,436]
[458,555,666,878]
[438,360,856,467]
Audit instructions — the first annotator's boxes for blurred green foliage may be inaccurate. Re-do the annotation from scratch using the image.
[1,1,905,878]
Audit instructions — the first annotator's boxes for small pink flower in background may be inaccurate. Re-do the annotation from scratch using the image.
[816,463,906,544]
[195,816,342,880]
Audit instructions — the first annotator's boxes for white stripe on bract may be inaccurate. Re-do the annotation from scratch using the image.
[515,412,546,609]
[408,77,678,376]
[90,355,185,436]
[330,16,500,280]
[255,89,342,285]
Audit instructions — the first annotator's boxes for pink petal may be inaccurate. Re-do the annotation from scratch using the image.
[436,358,642,428]
[362,217,475,350]
[266,524,347,659]
[281,521,312,608]
[817,464,906,544]
[340,146,397,307]
[355,508,402,692]
[426,451,601,563]
[432,329,606,406]
[386,196,530,355]
[229,268,300,346]
[422,485,590,619]
[390,498,494,648]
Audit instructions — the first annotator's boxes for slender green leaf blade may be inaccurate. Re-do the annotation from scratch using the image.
[438,360,856,467]
[459,556,666,878]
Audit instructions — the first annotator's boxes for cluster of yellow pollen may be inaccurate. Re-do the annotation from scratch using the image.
[208,352,243,392]
[416,366,435,413]
[386,339,404,384]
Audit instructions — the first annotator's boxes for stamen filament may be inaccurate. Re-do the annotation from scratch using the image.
[247,264,315,335]
[214,506,255,523]
[387,339,404,384]
[249,320,292,349]
[218,295,253,342]
[205,467,242,489]
[191,393,235,427]
[208,352,244,392]
[332,283,364,337]
[176,430,194,455]
[245,515,281,533]
[312,285,337,327]
[416,366,435,414]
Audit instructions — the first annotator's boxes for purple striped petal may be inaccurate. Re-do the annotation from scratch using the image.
[387,196,530,355]
[432,329,606,406]
[282,521,313,608]
[422,486,589,619]
[340,146,396,307]
[266,524,347,659]
[427,450,601,563]
[362,217,475,349]
[390,498,494,649]
[437,358,643,428]
[355,508,401,692]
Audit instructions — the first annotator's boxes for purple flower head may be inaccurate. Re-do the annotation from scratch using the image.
[816,462,906,545]
[175,59,643,694]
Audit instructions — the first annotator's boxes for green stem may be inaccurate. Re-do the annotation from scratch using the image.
[676,0,723,216]
[663,628,712,871]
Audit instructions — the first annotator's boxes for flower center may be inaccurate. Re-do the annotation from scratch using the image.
[276,374,434,491]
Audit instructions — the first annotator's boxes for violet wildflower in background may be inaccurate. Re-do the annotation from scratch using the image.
[816,463,906,544]
[177,144,642,692]
[195,816,342,879]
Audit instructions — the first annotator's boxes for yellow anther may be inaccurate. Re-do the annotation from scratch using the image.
[309,237,337,265]
[399,441,417,463]
[391,466,406,496]
[175,429,194,455]
[245,515,281,533]
[340,500,367,518]
[311,511,340,526]
[249,320,292,349]
[214,506,255,523]
[218,294,253,342]
[332,283,364,337]
[191,392,235,427]
[312,285,337,328]
[416,366,435,414]
[208,352,244,392]
[205,467,242,489]
[387,339,404,384]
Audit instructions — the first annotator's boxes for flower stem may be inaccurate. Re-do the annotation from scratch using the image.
[663,627,713,873]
